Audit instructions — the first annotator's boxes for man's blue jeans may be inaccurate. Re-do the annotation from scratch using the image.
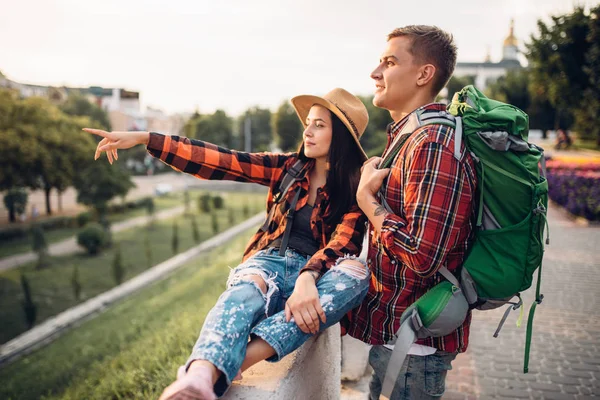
[368,345,457,400]
[185,247,369,397]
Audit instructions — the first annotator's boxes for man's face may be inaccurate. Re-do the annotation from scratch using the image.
[370,36,421,112]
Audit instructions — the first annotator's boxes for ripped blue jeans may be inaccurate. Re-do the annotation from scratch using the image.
[185,247,369,397]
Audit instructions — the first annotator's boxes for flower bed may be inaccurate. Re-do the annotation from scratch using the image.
[546,156,600,221]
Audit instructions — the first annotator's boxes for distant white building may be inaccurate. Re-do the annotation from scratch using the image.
[454,20,523,90]
[0,73,187,134]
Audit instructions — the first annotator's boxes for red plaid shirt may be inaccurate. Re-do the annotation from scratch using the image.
[147,132,366,275]
[348,104,477,353]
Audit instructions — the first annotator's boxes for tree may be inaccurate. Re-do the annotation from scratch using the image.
[273,101,302,152]
[31,225,49,269]
[572,5,600,145]
[527,6,593,133]
[112,245,125,285]
[191,215,200,243]
[238,107,273,152]
[184,109,234,148]
[71,265,82,300]
[0,91,96,216]
[144,232,153,268]
[0,91,47,199]
[486,69,531,112]
[172,220,179,254]
[73,161,134,218]
[20,274,37,329]
[357,95,391,157]
[3,188,28,223]
[59,93,111,131]
[445,75,475,100]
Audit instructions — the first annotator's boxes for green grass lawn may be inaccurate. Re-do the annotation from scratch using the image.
[0,192,189,259]
[0,192,265,344]
[0,226,254,400]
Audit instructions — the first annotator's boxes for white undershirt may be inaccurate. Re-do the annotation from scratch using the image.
[383,343,437,356]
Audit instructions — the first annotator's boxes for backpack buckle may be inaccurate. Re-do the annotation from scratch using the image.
[535,294,544,304]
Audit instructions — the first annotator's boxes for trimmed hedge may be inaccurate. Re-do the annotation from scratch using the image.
[0,197,154,243]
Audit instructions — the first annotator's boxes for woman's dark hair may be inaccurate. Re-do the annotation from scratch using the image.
[299,111,364,225]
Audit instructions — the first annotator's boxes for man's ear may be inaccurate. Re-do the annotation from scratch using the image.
[416,64,436,88]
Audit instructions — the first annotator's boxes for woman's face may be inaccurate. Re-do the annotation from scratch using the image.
[303,105,333,161]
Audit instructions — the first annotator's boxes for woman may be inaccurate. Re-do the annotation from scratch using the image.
[86,88,370,400]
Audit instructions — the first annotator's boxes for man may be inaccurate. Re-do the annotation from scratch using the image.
[350,25,478,399]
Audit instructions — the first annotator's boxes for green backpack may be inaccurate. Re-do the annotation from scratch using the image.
[378,85,549,380]
[448,85,549,373]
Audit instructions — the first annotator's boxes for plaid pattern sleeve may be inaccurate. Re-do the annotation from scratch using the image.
[146,132,292,186]
[348,104,477,352]
[379,132,474,278]
[301,205,367,275]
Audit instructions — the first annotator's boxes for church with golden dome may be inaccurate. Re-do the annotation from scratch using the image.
[454,19,523,90]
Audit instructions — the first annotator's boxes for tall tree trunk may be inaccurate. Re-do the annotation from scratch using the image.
[44,186,52,216]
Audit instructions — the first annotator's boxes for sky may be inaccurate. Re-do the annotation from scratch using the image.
[0,0,593,116]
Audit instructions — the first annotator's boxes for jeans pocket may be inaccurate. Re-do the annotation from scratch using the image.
[423,354,453,397]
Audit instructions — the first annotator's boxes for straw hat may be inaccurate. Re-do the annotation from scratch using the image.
[291,88,369,161]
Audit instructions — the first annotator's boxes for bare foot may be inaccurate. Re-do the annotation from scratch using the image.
[159,365,217,400]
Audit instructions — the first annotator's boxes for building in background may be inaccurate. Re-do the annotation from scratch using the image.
[0,74,186,135]
[454,19,523,90]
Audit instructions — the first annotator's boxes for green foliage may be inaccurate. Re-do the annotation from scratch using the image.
[59,93,111,131]
[31,225,49,269]
[0,92,97,216]
[191,215,200,243]
[212,194,225,210]
[198,193,212,213]
[242,198,250,218]
[527,5,598,139]
[112,245,125,285]
[3,187,28,223]
[73,161,134,216]
[77,211,93,228]
[238,107,273,152]
[486,69,530,112]
[183,190,190,213]
[0,232,251,400]
[357,95,391,157]
[184,109,234,148]
[144,232,153,268]
[0,192,263,345]
[71,266,82,300]
[20,274,37,329]
[211,211,219,235]
[77,223,107,255]
[228,207,235,226]
[171,221,179,254]
[572,5,600,144]
[445,75,476,100]
[273,100,302,152]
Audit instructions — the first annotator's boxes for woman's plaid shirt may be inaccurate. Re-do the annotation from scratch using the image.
[146,132,366,275]
[347,104,478,353]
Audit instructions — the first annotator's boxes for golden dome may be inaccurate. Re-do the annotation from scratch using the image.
[504,19,518,47]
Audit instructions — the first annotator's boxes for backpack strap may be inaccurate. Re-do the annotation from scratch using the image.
[380,310,418,400]
[260,160,305,232]
[278,188,302,257]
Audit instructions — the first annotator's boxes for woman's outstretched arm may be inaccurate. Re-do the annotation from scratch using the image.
[85,129,293,187]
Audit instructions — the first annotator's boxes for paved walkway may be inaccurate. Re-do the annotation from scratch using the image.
[0,205,185,272]
[340,203,600,399]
